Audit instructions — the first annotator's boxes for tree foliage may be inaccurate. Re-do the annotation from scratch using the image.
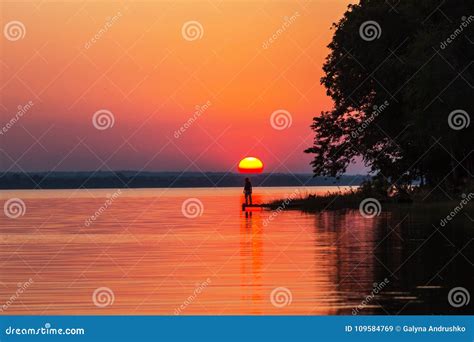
[305,0,473,190]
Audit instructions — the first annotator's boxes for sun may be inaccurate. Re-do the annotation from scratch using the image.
[238,157,264,173]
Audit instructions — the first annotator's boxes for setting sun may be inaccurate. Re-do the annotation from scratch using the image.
[238,157,264,173]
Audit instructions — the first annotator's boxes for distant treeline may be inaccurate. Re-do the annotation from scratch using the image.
[0,172,369,189]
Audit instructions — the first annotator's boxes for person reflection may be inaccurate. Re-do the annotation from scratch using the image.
[239,208,263,313]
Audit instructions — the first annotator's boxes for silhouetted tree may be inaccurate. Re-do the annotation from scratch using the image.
[306,0,473,191]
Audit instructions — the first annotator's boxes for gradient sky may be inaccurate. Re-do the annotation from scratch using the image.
[1,0,362,174]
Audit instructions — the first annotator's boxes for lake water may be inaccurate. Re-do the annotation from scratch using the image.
[0,186,472,315]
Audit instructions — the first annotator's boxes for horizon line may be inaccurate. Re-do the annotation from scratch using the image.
[0,170,369,176]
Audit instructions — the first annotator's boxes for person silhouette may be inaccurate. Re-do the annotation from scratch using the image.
[243,177,252,205]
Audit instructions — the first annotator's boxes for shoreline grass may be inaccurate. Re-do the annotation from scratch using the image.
[265,185,474,212]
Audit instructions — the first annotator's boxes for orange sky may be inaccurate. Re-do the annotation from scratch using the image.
[1,0,360,173]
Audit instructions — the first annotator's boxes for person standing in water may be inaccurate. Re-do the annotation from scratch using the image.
[243,178,253,205]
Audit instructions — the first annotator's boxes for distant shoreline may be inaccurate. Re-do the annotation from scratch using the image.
[0,172,369,190]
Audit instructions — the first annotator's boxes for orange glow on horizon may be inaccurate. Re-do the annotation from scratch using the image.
[0,0,360,173]
[238,157,264,173]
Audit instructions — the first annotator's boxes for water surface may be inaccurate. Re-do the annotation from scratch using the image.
[0,187,472,314]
